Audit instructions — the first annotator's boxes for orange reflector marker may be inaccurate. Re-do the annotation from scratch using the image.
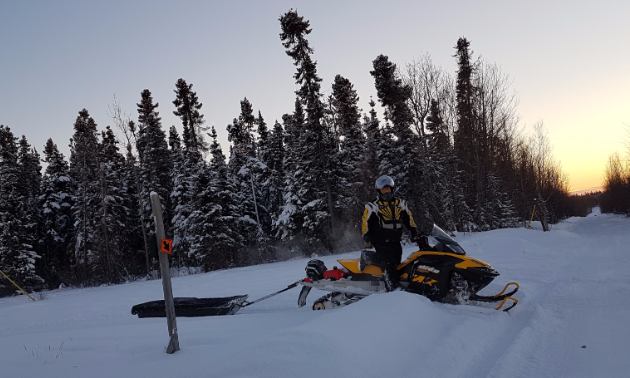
[160,238,173,254]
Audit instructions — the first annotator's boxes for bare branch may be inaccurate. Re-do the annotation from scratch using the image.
[107,94,135,156]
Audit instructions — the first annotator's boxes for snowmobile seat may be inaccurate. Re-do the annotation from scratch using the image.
[337,258,383,276]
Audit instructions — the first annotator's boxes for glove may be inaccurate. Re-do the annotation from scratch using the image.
[416,236,430,251]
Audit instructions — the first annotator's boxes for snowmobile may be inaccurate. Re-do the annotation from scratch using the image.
[131,225,518,318]
[297,224,519,312]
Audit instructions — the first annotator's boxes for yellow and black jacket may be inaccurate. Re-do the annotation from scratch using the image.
[362,197,417,244]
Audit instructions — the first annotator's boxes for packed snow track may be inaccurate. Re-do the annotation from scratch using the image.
[1,207,628,377]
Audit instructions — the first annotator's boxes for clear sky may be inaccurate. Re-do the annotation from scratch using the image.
[1,0,628,191]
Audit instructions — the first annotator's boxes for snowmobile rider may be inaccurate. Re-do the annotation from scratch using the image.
[361,175,419,291]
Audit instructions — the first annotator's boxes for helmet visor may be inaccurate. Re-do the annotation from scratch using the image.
[375,175,395,190]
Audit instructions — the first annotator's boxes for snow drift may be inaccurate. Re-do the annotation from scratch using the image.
[2,207,629,378]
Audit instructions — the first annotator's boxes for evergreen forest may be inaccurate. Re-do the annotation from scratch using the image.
[0,10,591,295]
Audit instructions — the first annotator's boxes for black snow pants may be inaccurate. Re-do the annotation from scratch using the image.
[362,242,403,291]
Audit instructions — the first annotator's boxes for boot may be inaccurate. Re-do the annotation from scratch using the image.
[359,249,376,272]
[383,269,394,292]
[383,268,400,292]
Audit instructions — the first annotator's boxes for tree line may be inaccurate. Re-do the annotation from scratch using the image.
[601,148,630,214]
[0,9,586,295]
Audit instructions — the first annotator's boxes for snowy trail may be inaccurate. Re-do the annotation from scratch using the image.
[2,208,629,378]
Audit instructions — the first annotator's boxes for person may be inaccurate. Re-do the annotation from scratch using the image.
[360,175,419,291]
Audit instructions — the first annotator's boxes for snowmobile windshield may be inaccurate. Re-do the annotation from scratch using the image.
[430,225,465,255]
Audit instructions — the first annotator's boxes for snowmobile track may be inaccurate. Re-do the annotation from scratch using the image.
[460,304,537,378]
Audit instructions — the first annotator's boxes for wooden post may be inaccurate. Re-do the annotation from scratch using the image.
[150,192,180,354]
[535,197,549,232]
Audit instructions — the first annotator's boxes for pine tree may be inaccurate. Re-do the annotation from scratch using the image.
[0,126,43,292]
[256,111,269,163]
[279,10,325,126]
[331,74,365,222]
[135,90,173,242]
[39,139,74,287]
[416,99,449,231]
[94,126,129,282]
[168,126,187,264]
[362,99,382,194]
[453,37,481,225]
[484,173,519,230]
[376,121,397,186]
[169,124,205,268]
[172,78,208,152]
[273,102,306,245]
[17,136,43,280]
[266,120,285,231]
[370,55,421,206]
[118,119,154,277]
[253,111,275,235]
[425,99,450,154]
[118,142,146,277]
[68,109,102,283]
[227,98,270,263]
[279,9,335,251]
[187,127,245,270]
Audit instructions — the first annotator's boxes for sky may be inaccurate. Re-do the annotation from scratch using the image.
[1,0,628,192]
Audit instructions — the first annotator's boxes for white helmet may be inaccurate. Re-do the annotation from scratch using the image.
[375,175,395,201]
[375,175,395,190]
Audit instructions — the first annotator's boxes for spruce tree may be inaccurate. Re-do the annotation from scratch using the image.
[172,78,208,152]
[266,120,285,231]
[273,102,306,245]
[227,98,270,263]
[256,111,269,163]
[169,124,205,268]
[135,89,173,241]
[370,55,421,206]
[254,111,275,235]
[279,9,335,251]
[120,143,147,276]
[331,74,365,222]
[484,174,519,230]
[69,109,102,283]
[188,127,244,270]
[453,37,481,225]
[418,99,449,230]
[362,99,382,194]
[39,139,74,287]
[95,126,129,282]
[168,126,187,264]
[425,99,449,154]
[0,126,43,291]
[17,136,43,280]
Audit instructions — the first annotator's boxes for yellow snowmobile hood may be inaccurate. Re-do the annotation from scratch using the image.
[339,250,492,276]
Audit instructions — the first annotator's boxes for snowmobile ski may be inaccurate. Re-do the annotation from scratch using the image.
[468,282,519,312]
[469,282,519,303]
[312,291,365,310]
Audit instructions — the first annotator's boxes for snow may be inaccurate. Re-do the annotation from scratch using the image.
[2,207,630,377]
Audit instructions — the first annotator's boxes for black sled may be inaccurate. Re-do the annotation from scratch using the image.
[131,282,300,318]
[131,295,249,318]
